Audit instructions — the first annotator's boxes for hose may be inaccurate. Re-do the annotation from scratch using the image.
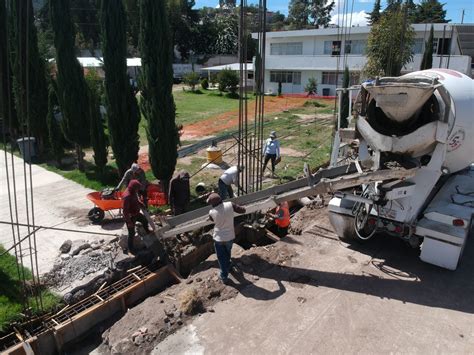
[352,185,379,241]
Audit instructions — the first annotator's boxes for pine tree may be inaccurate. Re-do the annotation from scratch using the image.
[288,0,310,29]
[100,0,140,176]
[139,0,179,195]
[46,81,64,165]
[367,0,381,25]
[420,25,434,70]
[50,0,91,171]
[340,66,350,129]
[384,0,402,13]
[85,71,108,174]
[414,0,449,23]
[9,0,49,151]
[309,0,335,28]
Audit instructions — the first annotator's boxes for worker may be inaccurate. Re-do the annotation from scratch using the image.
[274,201,290,235]
[218,165,243,200]
[168,170,191,215]
[116,163,148,207]
[122,180,152,254]
[207,193,246,284]
[262,131,281,177]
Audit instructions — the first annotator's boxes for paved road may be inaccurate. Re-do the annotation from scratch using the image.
[0,151,122,275]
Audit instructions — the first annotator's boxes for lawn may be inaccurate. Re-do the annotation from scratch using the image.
[138,89,246,145]
[0,245,60,332]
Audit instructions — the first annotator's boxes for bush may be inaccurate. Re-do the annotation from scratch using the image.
[183,71,201,91]
[201,78,209,90]
[304,100,326,108]
[217,68,239,94]
[305,77,318,96]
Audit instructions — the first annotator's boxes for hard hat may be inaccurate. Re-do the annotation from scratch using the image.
[269,131,277,138]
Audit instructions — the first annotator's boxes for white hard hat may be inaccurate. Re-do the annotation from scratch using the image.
[131,163,139,172]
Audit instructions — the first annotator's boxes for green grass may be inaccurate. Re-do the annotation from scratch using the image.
[139,89,248,145]
[0,245,60,332]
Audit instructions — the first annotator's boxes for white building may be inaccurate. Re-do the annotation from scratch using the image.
[254,24,473,96]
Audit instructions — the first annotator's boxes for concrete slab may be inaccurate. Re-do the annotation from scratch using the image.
[152,215,474,353]
[0,151,122,275]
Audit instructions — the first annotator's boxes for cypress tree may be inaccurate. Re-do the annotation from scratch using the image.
[100,0,140,176]
[46,81,64,165]
[139,0,179,195]
[367,0,381,25]
[86,73,108,174]
[9,0,49,151]
[420,25,434,70]
[340,66,350,129]
[50,0,91,171]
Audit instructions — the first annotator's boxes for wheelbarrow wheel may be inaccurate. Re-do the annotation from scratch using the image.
[88,207,105,223]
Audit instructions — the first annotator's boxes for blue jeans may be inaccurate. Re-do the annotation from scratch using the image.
[218,179,233,200]
[214,240,233,280]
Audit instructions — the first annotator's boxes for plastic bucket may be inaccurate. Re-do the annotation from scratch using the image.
[206,146,222,164]
[17,137,37,163]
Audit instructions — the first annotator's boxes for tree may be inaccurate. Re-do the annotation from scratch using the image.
[100,0,140,176]
[50,0,91,171]
[288,0,334,29]
[9,0,49,151]
[168,0,200,61]
[46,81,64,165]
[364,9,415,77]
[217,68,239,94]
[305,77,317,95]
[183,71,200,91]
[414,0,449,23]
[139,0,179,195]
[219,0,236,8]
[214,12,239,55]
[288,0,310,29]
[340,66,350,128]
[85,70,108,173]
[384,0,402,13]
[420,25,434,70]
[367,0,381,25]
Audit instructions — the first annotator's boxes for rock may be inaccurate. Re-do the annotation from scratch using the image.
[164,306,176,317]
[297,297,307,304]
[71,243,91,256]
[208,290,220,299]
[60,254,71,261]
[177,319,183,326]
[139,327,148,334]
[103,245,112,252]
[196,277,202,282]
[59,240,72,254]
[164,317,170,323]
[131,331,141,340]
[253,276,260,281]
[185,279,193,284]
[133,334,144,346]
[174,311,182,319]
[91,243,101,250]
[159,299,164,303]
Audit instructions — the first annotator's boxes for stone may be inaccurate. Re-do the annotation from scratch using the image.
[71,243,91,256]
[173,311,182,319]
[208,290,220,299]
[195,277,202,282]
[253,276,260,281]
[297,297,307,304]
[164,317,170,323]
[60,254,71,261]
[131,331,141,340]
[139,327,148,334]
[59,240,72,254]
[91,243,101,250]
[177,320,183,326]
[164,306,176,317]
[133,334,144,346]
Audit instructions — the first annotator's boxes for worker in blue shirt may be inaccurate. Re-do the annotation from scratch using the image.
[262,131,281,177]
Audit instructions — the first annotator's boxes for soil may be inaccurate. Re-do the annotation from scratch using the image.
[99,204,327,354]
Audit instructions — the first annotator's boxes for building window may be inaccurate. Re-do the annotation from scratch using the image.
[413,38,424,54]
[322,71,360,86]
[270,71,302,84]
[436,38,451,55]
[323,40,341,55]
[270,42,303,55]
[348,40,366,55]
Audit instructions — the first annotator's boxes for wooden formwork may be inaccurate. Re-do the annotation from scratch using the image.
[2,264,180,355]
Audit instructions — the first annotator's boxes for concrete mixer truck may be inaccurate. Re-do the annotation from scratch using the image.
[328,68,474,270]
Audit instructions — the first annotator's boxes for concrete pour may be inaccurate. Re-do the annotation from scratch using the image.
[0,151,122,275]
[103,205,474,354]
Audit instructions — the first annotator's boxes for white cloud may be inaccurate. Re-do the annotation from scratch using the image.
[358,0,373,3]
[330,10,369,26]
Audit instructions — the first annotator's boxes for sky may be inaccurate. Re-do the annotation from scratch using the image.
[194,0,474,26]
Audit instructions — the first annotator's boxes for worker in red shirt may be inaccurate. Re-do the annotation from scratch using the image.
[122,179,152,254]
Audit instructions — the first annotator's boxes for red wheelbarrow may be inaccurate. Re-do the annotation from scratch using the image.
[86,184,166,223]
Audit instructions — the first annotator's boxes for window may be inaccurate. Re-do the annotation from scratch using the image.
[270,71,302,84]
[322,71,360,86]
[436,38,451,55]
[324,40,341,55]
[413,38,424,54]
[348,40,366,55]
[270,42,303,55]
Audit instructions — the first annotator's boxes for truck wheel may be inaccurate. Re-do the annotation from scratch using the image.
[88,207,105,223]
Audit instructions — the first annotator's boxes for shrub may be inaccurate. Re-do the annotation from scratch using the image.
[305,77,318,96]
[201,78,209,90]
[217,68,239,94]
[183,71,201,91]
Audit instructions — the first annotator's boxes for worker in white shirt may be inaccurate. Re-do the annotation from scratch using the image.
[207,193,246,284]
[218,165,243,200]
[262,131,280,177]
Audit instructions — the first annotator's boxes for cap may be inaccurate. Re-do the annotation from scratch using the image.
[269,131,276,138]
[131,163,140,172]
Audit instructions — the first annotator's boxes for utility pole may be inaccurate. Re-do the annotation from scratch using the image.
[461,9,464,24]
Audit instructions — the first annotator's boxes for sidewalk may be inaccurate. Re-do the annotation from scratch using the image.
[0,151,121,275]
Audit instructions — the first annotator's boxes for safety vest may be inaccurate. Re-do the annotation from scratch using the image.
[275,204,290,228]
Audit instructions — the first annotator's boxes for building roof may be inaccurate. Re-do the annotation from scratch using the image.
[201,63,254,72]
[48,57,142,68]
